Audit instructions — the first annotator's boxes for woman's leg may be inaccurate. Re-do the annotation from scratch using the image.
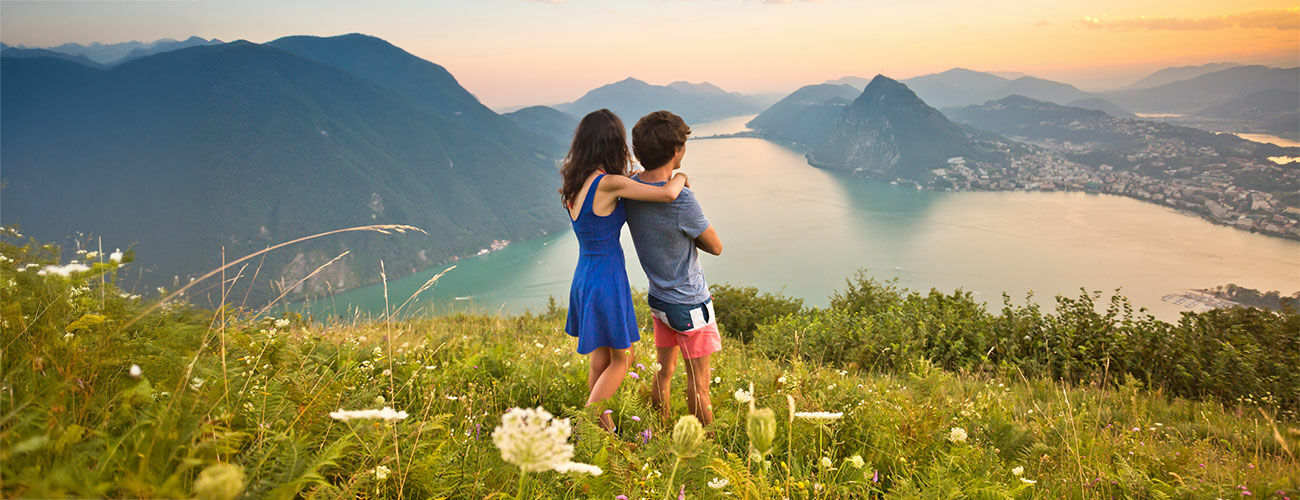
[587,347,614,430]
[588,347,611,392]
[651,346,679,422]
[681,353,714,426]
[588,346,634,431]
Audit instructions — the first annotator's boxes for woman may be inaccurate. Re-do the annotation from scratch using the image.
[561,109,688,432]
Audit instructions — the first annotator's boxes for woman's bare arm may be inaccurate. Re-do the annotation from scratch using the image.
[599,173,687,202]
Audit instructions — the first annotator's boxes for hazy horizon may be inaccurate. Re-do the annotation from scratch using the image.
[3,0,1297,108]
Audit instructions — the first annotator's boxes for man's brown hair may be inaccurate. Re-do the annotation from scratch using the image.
[632,111,691,170]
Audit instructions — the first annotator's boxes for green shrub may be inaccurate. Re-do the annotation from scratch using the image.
[709,283,804,343]
[753,269,1300,416]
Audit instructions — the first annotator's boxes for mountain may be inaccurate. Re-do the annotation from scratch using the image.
[945,95,1297,174]
[900,68,1011,108]
[890,68,1104,109]
[1,38,566,302]
[823,75,873,90]
[0,46,104,68]
[1194,89,1300,140]
[32,36,222,65]
[504,105,580,148]
[1124,62,1241,90]
[114,36,224,64]
[994,76,1093,105]
[1106,65,1300,114]
[808,75,982,179]
[46,40,145,64]
[556,77,766,126]
[989,71,1031,80]
[1065,97,1135,118]
[266,34,556,157]
[746,83,860,146]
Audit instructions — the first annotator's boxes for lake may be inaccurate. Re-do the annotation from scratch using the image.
[301,114,1300,321]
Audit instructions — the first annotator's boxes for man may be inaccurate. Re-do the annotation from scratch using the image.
[625,110,724,425]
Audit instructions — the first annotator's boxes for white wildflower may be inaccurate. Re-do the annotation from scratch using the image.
[713,376,721,384]
[1012,466,1024,477]
[190,377,205,391]
[734,388,753,404]
[373,395,386,405]
[947,427,968,444]
[821,456,833,468]
[553,462,603,476]
[39,263,91,277]
[794,411,843,422]
[492,406,582,473]
[374,465,390,480]
[63,332,74,341]
[848,455,865,469]
[329,407,408,421]
[111,249,124,262]
[777,375,787,383]
[84,251,99,260]
[652,362,663,371]
[274,318,290,328]
[1020,478,1037,484]
[709,477,730,489]
[129,364,142,379]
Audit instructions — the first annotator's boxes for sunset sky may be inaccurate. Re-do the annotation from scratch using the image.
[2,0,1297,109]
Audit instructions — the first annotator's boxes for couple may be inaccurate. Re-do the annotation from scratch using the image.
[560,109,723,431]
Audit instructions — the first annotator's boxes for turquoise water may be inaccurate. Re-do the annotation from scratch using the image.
[301,115,1300,321]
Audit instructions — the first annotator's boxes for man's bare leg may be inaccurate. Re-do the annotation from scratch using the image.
[651,346,679,422]
[681,353,714,426]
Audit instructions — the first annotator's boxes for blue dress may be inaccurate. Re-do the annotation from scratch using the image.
[566,174,640,354]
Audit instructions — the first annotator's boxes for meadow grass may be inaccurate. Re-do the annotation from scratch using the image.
[2,230,1297,498]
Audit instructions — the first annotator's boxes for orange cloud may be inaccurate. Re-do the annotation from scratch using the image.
[1079,8,1300,31]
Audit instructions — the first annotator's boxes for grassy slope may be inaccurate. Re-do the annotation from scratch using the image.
[2,236,1298,498]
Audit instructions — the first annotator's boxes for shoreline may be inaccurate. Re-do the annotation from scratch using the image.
[732,131,1300,243]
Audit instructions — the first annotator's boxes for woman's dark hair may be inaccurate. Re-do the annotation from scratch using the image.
[560,109,630,207]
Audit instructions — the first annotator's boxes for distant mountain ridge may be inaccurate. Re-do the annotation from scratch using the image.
[504,105,580,148]
[1124,62,1241,90]
[5,36,223,65]
[746,83,860,146]
[0,46,104,68]
[1,35,566,302]
[1104,65,1300,114]
[826,68,1135,115]
[945,95,1297,174]
[556,77,766,126]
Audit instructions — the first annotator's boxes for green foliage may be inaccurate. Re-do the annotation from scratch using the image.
[2,235,1297,498]
[758,270,1300,417]
[710,283,804,343]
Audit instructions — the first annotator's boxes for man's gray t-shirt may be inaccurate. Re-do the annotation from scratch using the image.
[625,174,712,305]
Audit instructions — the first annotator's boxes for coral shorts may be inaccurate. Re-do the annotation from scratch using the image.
[651,316,722,359]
